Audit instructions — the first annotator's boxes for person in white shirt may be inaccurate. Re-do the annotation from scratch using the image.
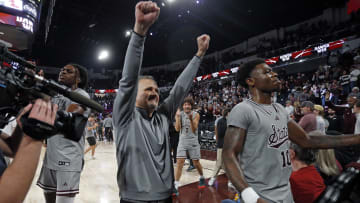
[350,67,360,89]
[285,100,294,116]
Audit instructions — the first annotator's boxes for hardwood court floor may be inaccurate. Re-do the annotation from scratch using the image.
[24,142,234,203]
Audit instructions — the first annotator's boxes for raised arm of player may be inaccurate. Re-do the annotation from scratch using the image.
[175,109,181,132]
[288,120,360,148]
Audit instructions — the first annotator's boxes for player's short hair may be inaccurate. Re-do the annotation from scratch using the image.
[182,96,195,108]
[290,142,317,165]
[67,63,88,89]
[236,59,266,88]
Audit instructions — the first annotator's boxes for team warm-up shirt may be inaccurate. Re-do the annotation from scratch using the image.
[178,111,199,147]
[103,117,113,128]
[113,33,202,201]
[43,88,89,172]
[86,121,95,138]
[228,99,293,203]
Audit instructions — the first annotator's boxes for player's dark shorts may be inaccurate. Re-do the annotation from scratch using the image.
[87,137,96,146]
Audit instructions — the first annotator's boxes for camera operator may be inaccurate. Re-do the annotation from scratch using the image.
[0,99,58,203]
[36,63,90,203]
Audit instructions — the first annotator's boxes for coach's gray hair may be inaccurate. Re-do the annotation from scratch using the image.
[139,75,158,85]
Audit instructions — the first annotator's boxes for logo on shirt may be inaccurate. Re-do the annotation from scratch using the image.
[58,161,70,166]
[268,124,289,149]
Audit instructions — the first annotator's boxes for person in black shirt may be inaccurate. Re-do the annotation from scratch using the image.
[325,107,343,134]
[208,108,231,187]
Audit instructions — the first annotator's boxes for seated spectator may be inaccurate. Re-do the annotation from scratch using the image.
[290,142,326,203]
[310,131,342,185]
[349,86,360,99]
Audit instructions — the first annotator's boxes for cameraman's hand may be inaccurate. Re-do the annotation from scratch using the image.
[134,1,160,36]
[17,99,58,133]
[196,34,210,57]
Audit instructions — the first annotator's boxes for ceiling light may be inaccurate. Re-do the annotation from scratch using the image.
[98,50,110,61]
[125,30,131,37]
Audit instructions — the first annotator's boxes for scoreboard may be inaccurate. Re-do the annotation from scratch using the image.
[0,0,41,50]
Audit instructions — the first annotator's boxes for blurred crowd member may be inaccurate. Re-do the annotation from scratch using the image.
[208,108,232,187]
[299,101,317,133]
[314,105,328,135]
[290,142,325,203]
[325,107,343,134]
[285,100,294,116]
[103,114,113,143]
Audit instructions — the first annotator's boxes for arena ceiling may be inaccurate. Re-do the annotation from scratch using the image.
[31,0,347,70]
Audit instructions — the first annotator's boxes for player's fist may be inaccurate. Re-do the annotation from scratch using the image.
[134,1,160,36]
[176,108,181,118]
[188,113,193,121]
[196,34,210,57]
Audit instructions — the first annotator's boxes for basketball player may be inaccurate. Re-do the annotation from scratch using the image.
[37,64,90,203]
[84,114,97,159]
[174,97,205,190]
[112,1,210,202]
[103,114,113,143]
[223,59,360,203]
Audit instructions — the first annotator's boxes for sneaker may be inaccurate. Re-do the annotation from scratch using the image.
[198,177,206,189]
[186,165,195,172]
[172,187,179,196]
[92,156,96,160]
[208,177,216,186]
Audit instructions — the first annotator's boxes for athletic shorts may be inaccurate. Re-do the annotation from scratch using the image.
[87,137,96,146]
[177,143,201,160]
[36,166,81,196]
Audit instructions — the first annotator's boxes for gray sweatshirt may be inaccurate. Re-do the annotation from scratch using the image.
[113,32,201,201]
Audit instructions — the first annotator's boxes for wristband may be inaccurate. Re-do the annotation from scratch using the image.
[241,187,260,203]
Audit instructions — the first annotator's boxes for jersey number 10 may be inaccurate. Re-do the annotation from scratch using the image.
[281,150,291,167]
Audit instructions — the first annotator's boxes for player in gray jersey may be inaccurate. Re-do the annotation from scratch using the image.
[223,59,360,203]
[174,97,205,191]
[84,114,97,159]
[37,63,90,203]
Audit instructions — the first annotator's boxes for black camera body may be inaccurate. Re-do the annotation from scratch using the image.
[0,44,103,141]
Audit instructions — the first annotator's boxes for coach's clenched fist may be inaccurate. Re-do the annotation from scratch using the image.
[134,1,160,36]
[196,34,210,57]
